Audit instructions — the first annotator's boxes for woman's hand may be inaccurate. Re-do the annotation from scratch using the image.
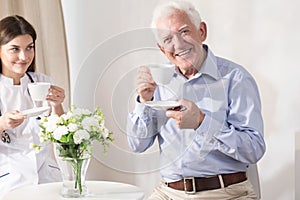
[46,85,65,116]
[0,110,26,131]
[47,85,65,106]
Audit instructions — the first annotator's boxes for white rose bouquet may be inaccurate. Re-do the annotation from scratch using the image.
[32,105,113,195]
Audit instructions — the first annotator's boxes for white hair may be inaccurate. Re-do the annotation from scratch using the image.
[150,1,202,29]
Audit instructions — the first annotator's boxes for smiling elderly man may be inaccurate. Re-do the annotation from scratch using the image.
[127,1,266,199]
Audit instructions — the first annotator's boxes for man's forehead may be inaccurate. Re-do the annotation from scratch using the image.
[157,24,189,36]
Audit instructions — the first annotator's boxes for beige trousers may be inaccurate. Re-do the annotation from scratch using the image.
[147,180,257,200]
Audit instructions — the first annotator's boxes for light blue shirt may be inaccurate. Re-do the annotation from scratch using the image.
[127,45,266,182]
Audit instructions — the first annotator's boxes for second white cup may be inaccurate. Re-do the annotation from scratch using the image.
[28,82,51,101]
[148,63,175,85]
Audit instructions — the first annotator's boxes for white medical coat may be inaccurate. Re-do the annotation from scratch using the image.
[0,72,61,198]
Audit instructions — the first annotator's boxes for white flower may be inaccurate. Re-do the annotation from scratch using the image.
[73,129,90,144]
[73,108,91,115]
[48,114,61,123]
[45,115,61,132]
[45,123,57,133]
[61,113,71,121]
[82,117,99,131]
[94,115,101,121]
[98,118,105,127]
[68,123,78,132]
[31,105,113,159]
[65,110,75,118]
[53,125,69,140]
[39,133,47,142]
[103,128,110,138]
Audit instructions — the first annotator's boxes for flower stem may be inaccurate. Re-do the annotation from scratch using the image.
[75,159,83,194]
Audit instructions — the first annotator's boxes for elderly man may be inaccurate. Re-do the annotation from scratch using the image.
[127,1,265,199]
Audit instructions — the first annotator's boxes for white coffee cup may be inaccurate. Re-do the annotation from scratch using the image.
[28,82,51,101]
[148,63,175,85]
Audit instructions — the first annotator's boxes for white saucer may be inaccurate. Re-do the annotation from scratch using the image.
[21,106,50,117]
[144,100,180,110]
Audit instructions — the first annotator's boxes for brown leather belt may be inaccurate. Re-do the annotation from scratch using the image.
[166,172,247,194]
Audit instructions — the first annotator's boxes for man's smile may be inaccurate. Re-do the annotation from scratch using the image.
[174,48,192,57]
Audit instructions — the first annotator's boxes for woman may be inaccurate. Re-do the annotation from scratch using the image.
[0,15,65,196]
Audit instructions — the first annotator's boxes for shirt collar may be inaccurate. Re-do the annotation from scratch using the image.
[0,73,31,86]
[198,45,221,80]
[0,74,14,85]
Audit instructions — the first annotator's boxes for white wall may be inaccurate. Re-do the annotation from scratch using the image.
[296,131,300,199]
[61,0,300,199]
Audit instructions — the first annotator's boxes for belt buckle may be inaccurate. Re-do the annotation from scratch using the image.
[183,177,196,194]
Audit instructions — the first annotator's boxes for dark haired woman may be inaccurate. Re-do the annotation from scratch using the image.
[0,15,65,196]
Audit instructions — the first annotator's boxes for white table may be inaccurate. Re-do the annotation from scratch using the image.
[3,181,145,200]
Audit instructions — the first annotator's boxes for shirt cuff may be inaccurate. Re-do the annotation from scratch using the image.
[195,114,224,145]
[136,96,154,103]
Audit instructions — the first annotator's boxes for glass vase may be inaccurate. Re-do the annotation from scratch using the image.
[55,145,91,198]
